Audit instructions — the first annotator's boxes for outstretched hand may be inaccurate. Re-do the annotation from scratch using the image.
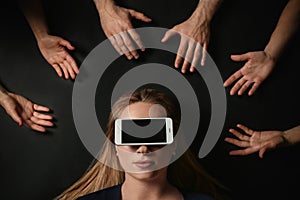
[224,51,276,96]
[37,35,79,80]
[99,4,152,59]
[161,14,210,73]
[0,92,53,132]
[225,124,285,158]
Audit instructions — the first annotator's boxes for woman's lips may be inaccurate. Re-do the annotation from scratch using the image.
[133,160,154,169]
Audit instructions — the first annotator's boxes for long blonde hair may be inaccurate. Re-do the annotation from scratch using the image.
[57,89,223,199]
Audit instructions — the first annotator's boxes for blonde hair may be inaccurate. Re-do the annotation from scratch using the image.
[57,89,223,199]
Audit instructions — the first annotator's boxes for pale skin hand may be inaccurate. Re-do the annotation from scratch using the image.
[225,124,285,158]
[18,0,79,80]
[0,93,53,132]
[161,15,210,73]
[37,35,79,80]
[223,51,276,96]
[224,0,300,95]
[97,0,152,60]
[161,0,223,73]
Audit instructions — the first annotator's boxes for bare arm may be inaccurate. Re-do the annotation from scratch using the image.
[0,83,53,132]
[283,125,300,146]
[18,0,79,80]
[225,124,300,158]
[224,0,300,96]
[93,0,152,60]
[161,0,223,73]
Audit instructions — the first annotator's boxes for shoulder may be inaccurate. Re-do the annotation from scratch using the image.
[77,184,121,200]
[183,192,215,200]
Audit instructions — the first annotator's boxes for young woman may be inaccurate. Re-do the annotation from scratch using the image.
[57,89,223,200]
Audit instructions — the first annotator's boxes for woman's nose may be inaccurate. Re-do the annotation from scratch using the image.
[136,145,150,154]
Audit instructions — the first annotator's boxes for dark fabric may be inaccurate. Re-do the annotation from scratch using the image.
[77,184,214,200]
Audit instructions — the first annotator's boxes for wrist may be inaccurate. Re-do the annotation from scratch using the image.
[263,49,278,66]
[34,30,50,41]
[281,130,293,146]
[192,0,221,22]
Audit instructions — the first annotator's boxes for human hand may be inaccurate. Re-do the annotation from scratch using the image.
[37,35,79,80]
[224,51,276,96]
[161,11,210,73]
[0,92,53,132]
[99,3,152,59]
[225,124,286,158]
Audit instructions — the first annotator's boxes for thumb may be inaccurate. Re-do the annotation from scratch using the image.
[259,142,271,158]
[231,53,250,62]
[6,108,22,126]
[128,9,152,22]
[161,29,177,43]
[59,39,75,50]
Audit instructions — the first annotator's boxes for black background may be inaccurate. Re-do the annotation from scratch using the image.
[0,0,299,199]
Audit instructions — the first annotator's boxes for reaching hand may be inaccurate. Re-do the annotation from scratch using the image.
[225,124,286,158]
[161,12,210,73]
[0,92,53,132]
[37,35,79,80]
[99,4,152,60]
[224,51,276,96]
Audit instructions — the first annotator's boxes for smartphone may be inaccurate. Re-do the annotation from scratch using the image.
[115,117,173,145]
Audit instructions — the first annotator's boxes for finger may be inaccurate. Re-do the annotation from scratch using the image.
[66,55,79,74]
[231,53,250,62]
[128,29,145,51]
[230,78,247,95]
[63,60,76,79]
[229,147,257,156]
[65,60,77,79]
[224,137,249,148]
[182,41,196,73]
[114,34,132,60]
[33,111,52,120]
[34,104,50,112]
[30,116,54,127]
[108,36,123,55]
[31,124,46,132]
[128,10,152,22]
[52,64,63,77]
[161,29,177,43]
[236,124,254,135]
[248,82,261,96]
[259,147,267,158]
[59,39,75,50]
[175,37,188,69]
[238,80,252,96]
[25,120,46,132]
[223,70,242,87]
[120,31,139,59]
[59,63,69,79]
[190,43,201,72]
[201,43,208,66]
[229,128,250,140]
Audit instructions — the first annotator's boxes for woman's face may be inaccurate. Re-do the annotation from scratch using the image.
[116,102,176,179]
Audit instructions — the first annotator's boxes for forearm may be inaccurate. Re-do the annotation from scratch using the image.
[283,125,300,146]
[264,0,300,61]
[18,0,49,40]
[191,0,223,22]
[93,0,115,12]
